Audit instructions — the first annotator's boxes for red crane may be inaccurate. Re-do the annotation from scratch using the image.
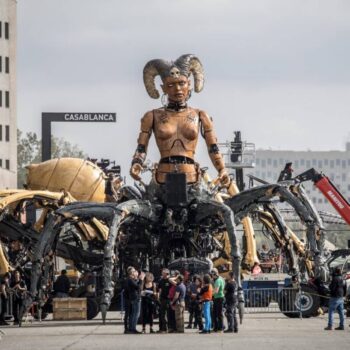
[295,168,350,226]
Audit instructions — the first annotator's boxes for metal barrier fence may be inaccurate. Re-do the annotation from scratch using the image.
[244,287,302,317]
[1,287,307,322]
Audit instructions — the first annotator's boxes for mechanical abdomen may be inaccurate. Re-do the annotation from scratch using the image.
[26,158,106,202]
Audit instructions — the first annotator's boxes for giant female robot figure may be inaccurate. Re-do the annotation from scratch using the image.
[130,54,230,186]
[129,54,241,281]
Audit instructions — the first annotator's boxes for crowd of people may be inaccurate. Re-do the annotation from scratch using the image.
[122,266,239,334]
[1,264,347,331]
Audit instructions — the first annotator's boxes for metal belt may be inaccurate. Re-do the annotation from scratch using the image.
[159,156,195,164]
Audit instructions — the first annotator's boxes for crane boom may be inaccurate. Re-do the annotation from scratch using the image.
[295,168,350,226]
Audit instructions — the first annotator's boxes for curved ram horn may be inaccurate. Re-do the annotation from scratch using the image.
[175,54,204,93]
[143,59,171,99]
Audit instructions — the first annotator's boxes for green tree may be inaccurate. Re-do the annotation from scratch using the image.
[17,130,87,188]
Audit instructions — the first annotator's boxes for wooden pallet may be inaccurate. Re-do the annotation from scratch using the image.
[53,298,87,320]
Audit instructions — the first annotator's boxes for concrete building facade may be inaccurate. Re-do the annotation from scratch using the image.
[0,0,17,188]
[250,143,350,212]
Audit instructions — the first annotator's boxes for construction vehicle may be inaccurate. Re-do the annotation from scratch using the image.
[294,167,350,225]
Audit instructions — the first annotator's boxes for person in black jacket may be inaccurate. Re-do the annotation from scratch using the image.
[224,272,238,333]
[0,273,11,326]
[126,268,145,334]
[54,270,71,298]
[11,270,27,326]
[123,266,135,334]
[325,267,345,330]
[157,268,171,333]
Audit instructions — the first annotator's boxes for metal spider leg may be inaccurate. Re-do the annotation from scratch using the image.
[30,214,60,298]
[195,200,242,284]
[100,199,158,324]
[263,204,299,276]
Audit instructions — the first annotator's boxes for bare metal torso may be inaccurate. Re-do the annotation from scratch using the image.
[132,107,225,183]
[153,108,200,159]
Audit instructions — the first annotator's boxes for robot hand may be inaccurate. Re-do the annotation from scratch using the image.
[219,169,230,187]
[130,163,143,181]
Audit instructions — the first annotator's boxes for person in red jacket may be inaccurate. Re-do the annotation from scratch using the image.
[199,274,213,334]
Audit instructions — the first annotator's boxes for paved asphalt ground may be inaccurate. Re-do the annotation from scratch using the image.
[0,312,349,350]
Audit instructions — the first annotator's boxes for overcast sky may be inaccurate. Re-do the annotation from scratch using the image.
[17,0,350,177]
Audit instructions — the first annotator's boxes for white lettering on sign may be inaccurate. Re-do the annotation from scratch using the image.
[327,190,345,209]
[63,113,115,122]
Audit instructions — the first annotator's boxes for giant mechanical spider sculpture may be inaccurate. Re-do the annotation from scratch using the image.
[25,164,334,322]
[0,158,340,321]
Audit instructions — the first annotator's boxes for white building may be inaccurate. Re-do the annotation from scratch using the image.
[249,143,350,212]
[0,0,17,188]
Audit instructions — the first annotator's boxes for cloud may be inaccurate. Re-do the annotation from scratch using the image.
[17,0,350,180]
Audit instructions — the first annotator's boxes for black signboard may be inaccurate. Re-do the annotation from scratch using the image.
[41,112,117,161]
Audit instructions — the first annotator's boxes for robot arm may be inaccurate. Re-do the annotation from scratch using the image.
[130,111,153,180]
[199,111,228,184]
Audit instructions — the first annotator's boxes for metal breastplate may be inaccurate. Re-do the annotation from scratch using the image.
[153,108,200,159]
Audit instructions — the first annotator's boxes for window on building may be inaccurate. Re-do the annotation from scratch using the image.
[336,159,340,166]
[0,56,2,72]
[348,184,350,192]
[0,159,2,167]
[5,22,9,39]
[0,91,2,107]
[5,125,9,142]
[312,159,317,166]
[5,91,9,108]
[318,198,322,204]
[306,160,311,167]
[324,159,329,166]
[256,158,260,165]
[300,159,305,166]
[348,159,350,166]
[0,22,2,38]
[330,173,335,181]
[273,159,277,167]
[330,160,334,168]
[256,171,260,177]
[324,198,328,203]
[5,57,9,73]
[5,159,9,170]
[295,160,299,167]
[267,158,272,166]
[342,173,346,182]
[318,160,322,168]
[262,172,266,179]
[267,171,272,178]
[0,125,2,141]
[342,160,346,169]
[312,197,317,203]
[261,159,266,168]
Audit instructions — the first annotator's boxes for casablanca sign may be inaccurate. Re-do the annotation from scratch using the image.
[62,113,116,122]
